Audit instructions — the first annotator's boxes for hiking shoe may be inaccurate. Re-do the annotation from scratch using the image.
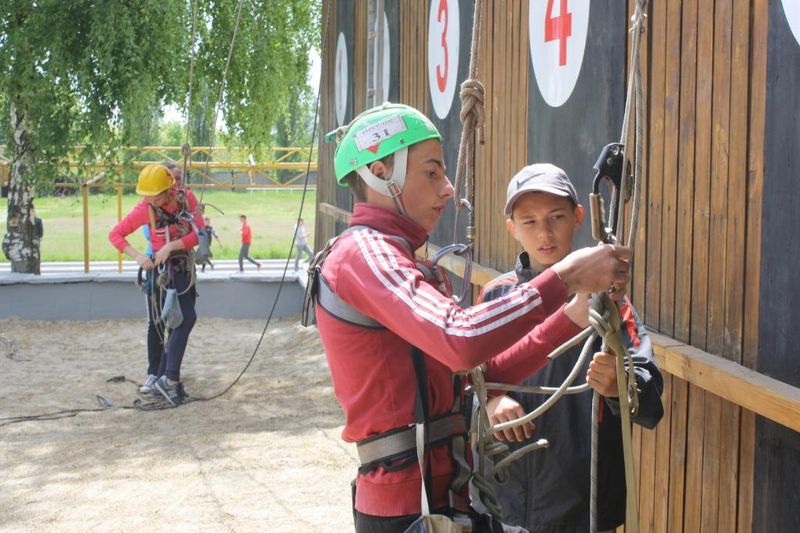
[138,374,158,394]
[153,375,185,406]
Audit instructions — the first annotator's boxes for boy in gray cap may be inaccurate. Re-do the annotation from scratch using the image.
[479,163,664,533]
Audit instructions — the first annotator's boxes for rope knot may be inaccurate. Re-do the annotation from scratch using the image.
[459,78,486,145]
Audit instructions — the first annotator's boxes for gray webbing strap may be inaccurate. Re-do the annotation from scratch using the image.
[356,413,467,466]
[317,275,384,329]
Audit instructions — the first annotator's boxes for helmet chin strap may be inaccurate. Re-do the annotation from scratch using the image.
[355,148,409,215]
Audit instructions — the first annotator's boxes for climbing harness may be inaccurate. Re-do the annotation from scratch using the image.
[301,226,475,526]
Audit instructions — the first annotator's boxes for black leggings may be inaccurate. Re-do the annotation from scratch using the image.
[145,269,197,381]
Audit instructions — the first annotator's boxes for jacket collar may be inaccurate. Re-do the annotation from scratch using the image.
[514,251,543,284]
[349,203,429,251]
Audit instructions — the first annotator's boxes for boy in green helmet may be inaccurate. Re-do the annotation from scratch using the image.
[312,103,632,531]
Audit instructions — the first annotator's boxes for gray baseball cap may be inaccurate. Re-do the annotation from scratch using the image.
[504,163,578,215]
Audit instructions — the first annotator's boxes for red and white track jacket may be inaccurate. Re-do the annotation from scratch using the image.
[316,203,582,517]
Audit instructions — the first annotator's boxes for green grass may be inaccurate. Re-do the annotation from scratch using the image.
[0,189,316,262]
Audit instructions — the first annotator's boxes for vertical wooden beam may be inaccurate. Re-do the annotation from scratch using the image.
[644,0,666,329]
[653,373,673,533]
[690,0,714,350]
[707,0,733,357]
[683,385,705,532]
[658,0,683,337]
[639,416,658,532]
[737,0,767,528]
[674,0,698,344]
[82,183,90,273]
[668,378,689,532]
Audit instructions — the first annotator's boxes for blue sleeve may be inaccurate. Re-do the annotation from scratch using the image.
[142,224,152,256]
[603,301,665,429]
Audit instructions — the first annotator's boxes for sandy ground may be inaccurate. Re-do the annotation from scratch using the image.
[0,316,357,532]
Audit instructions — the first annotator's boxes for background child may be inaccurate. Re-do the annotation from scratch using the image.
[196,216,221,272]
[238,214,261,272]
[479,163,664,533]
[293,218,313,270]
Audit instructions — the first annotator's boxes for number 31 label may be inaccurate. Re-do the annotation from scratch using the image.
[529,0,590,108]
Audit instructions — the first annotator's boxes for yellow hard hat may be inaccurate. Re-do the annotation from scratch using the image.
[136,164,174,196]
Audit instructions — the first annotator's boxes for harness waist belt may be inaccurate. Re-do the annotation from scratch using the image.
[356,413,467,466]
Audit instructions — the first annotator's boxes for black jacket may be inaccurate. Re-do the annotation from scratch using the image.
[480,252,664,532]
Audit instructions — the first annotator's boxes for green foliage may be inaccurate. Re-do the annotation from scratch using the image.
[160,121,185,148]
[0,0,187,179]
[0,0,321,179]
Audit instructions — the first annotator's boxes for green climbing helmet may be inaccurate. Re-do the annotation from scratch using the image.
[330,103,442,185]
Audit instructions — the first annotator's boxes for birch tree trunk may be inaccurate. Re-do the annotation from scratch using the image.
[2,98,40,274]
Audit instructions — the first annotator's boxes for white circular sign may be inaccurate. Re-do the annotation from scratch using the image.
[427,0,460,119]
[529,0,590,108]
[783,0,800,46]
[334,32,349,126]
[372,13,391,103]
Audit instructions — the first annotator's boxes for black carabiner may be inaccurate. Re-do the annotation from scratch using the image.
[589,143,625,243]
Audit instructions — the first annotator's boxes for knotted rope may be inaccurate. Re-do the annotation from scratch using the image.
[452,0,485,244]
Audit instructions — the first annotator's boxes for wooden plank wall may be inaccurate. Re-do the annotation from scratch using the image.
[316,0,338,247]
[318,1,769,531]
[627,0,767,531]
[474,0,530,273]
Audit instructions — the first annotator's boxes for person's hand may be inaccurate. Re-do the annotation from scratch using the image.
[587,350,619,397]
[564,293,590,328]
[135,252,155,271]
[487,395,534,443]
[550,243,631,299]
[154,242,174,266]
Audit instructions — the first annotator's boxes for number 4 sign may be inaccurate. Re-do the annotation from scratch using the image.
[530,0,590,108]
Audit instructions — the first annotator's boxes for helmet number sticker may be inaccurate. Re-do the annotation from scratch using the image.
[529,0,589,108]
[335,32,349,126]
[354,116,407,153]
[784,0,800,47]
[428,0,460,119]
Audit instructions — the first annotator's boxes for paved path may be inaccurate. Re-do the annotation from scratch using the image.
[0,259,307,277]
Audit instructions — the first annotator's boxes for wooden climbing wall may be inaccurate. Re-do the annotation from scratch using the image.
[316,1,800,531]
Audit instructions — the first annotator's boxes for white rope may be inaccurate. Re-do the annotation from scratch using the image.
[590,2,648,531]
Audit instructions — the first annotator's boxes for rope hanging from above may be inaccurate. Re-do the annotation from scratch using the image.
[451,0,486,245]
[466,1,651,529]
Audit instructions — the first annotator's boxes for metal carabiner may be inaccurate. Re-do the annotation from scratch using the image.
[589,142,625,244]
[431,242,473,307]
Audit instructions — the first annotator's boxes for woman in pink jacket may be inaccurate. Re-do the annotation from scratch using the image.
[109,164,204,406]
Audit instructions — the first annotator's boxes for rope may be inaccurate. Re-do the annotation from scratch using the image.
[199,0,246,205]
[183,0,199,148]
[451,0,485,243]
[590,3,648,532]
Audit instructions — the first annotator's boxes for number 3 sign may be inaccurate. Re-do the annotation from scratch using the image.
[428,0,460,119]
[335,32,349,127]
[529,0,590,108]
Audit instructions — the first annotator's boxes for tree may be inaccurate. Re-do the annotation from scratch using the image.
[0,0,320,273]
